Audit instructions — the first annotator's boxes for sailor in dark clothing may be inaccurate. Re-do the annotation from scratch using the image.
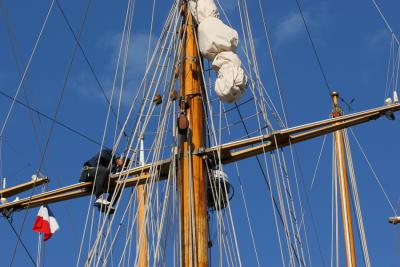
[80,149,126,213]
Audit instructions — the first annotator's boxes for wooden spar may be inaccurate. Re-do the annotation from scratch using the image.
[137,138,148,267]
[1,174,152,211]
[201,102,400,164]
[179,9,208,267]
[1,101,399,213]
[0,177,48,198]
[332,92,356,267]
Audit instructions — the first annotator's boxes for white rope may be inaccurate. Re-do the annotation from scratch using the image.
[113,0,137,144]
[90,8,181,262]
[76,0,134,259]
[0,0,55,138]
[271,147,295,267]
[370,0,400,45]
[384,36,396,100]
[310,135,328,190]
[257,0,288,128]
[343,129,371,267]
[349,128,397,214]
[287,144,312,267]
[221,105,262,266]
[279,148,307,265]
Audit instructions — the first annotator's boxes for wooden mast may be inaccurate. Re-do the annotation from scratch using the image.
[137,138,148,267]
[332,92,357,267]
[179,6,208,267]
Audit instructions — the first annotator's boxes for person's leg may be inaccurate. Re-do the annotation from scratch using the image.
[107,188,121,204]
[93,166,109,198]
[92,167,116,214]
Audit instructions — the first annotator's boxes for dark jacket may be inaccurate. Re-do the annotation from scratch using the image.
[84,149,117,169]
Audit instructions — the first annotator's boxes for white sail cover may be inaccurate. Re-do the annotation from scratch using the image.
[188,0,219,23]
[198,17,238,60]
[213,52,247,102]
[189,0,247,103]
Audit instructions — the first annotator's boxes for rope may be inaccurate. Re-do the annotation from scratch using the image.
[220,104,261,266]
[257,0,289,128]
[7,2,56,266]
[81,2,182,263]
[0,89,103,146]
[0,0,51,176]
[310,135,327,190]
[77,0,137,263]
[370,0,400,45]
[6,218,37,266]
[54,0,129,139]
[0,0,54,139]
[349,128,397,214]
[293,0,332,95]
[343,129,371,266]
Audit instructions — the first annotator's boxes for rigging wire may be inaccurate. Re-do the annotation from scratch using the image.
[349,128,397,214]
[0,0,54,139]
[370,0,400,45]
[7,2,56,266]
[76,0,137,262]
[219,102,261,266]
[0,0,52,177]
[257,0,289,128]
[343,129,371,267]
[5,218,37,267]
[79,2,182,264]
[293,147,327,267]
[0,89,103,147]
[203,1,309,264]
[384,37,395,100]
[54,0,129,139]
[293,0,332,96]
[310,134,327,190]
[8,1,99,266]
[232,100,306,266]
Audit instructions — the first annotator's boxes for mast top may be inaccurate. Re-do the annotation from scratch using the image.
[331,91,339,104]
[331,91,342,116]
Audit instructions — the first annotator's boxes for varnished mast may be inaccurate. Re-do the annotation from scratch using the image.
[332,92,356,267]
[137,138,148,267]
[179,7,208,267]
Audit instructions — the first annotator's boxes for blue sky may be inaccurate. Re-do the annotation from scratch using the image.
[1,0,400,266]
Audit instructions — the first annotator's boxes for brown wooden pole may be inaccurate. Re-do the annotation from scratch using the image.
[179,9,208,267]
[137,185,148,267]
[332,92,357,267]
[137,138,148,267]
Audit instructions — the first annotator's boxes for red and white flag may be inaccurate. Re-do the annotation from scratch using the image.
[32,205,60,241]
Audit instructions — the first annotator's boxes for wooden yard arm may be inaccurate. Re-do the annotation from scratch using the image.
[0,177,49,199]
[201,103,400,164]
[0,159,172,213]
[1,102,398,214]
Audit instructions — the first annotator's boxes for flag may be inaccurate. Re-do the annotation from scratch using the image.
[32,205,60,241]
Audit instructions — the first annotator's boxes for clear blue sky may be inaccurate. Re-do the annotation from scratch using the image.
[1,0,400,266]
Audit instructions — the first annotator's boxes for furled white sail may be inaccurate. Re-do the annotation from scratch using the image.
[190,0,247,103]
[188,0,219,23]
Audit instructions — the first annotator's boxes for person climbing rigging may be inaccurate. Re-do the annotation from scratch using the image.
[79,149,127,214]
